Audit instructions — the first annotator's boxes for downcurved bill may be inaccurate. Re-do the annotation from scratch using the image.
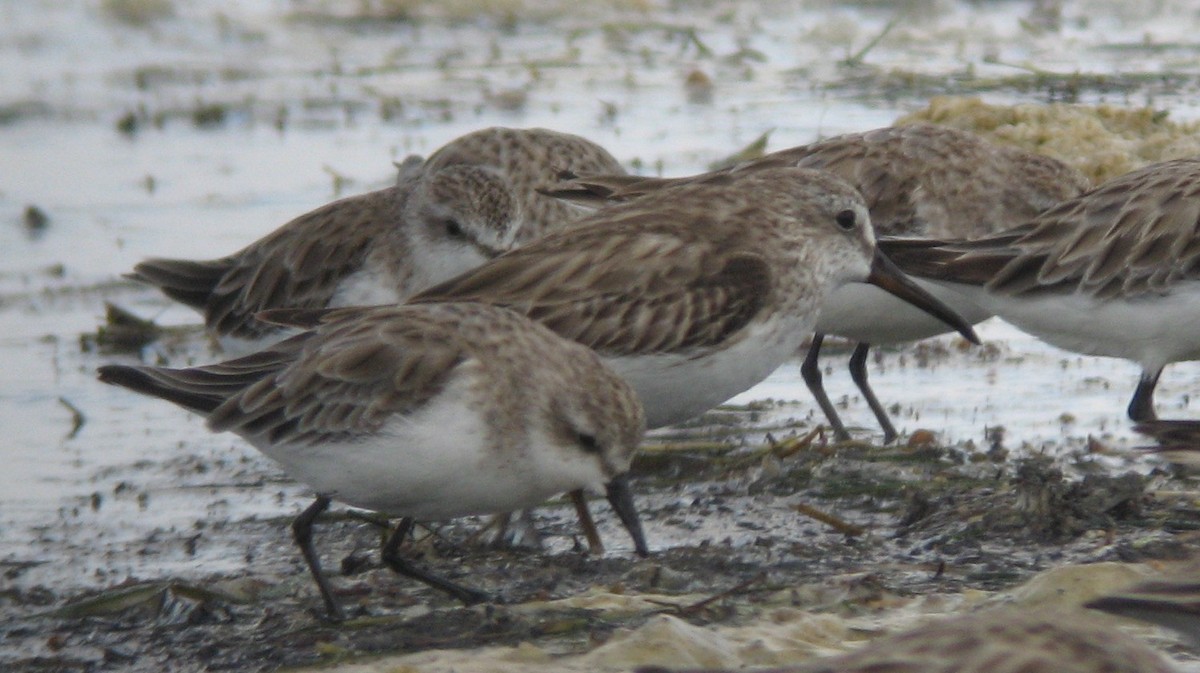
[605,474,649,557]
[867,249,981,345]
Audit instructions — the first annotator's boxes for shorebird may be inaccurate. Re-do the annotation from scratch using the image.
[270,165,980,432]
[98,302,648,620]
[129,127,625,352]
[543,123,1086,442]
[883,157,1200,423]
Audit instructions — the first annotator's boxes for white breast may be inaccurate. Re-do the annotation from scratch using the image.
[937,280,1200,371]
[815,280,991,345]
[608,313,811,429]
[250,365,605,521]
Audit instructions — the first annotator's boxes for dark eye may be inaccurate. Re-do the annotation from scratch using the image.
[834,209,857,231]
[576,432,600,454]
[443,219,465,239]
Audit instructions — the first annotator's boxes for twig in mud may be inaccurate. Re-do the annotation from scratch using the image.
[58,396,85,439]
[726,427,826,471]
[794,502,865,537]
[87,303,164,353]
[345,509,393,531]
[770,426,825,460]
[648,572,768,616]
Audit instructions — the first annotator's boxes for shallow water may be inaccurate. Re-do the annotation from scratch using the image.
[4,0,1200,668]
[4,0,1200,576]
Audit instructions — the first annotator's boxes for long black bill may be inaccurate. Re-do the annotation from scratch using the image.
[605,474,649,557]
[867,249,980,345]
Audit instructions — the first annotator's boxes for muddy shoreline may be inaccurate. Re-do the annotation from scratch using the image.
[4,398,1197,670]
[6,1,1200,670]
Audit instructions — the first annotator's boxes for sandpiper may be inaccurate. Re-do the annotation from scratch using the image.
[98,302,648,620]
[130,127,625,352]
[884,157,1200,423]
[544,123,1087,442]
[272,165,979,431]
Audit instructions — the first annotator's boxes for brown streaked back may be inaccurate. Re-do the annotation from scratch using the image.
[884,158,1200,300]
[544,123,1088,239]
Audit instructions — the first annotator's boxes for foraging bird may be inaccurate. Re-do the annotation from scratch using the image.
[99,302,648,620]
[883,158,1200,423]
[129,127,626,352]
[542,123,1086,442]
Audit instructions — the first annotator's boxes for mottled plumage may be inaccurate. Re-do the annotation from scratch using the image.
[98,302,647,619]
[885,158,1200,421]
[130,127,625,349]
[550,123,1085,238]
[546,123,1085,441]
[1131,418,1200,466]
[394,165,979,430]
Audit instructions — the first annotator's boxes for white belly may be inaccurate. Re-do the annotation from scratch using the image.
[330,266,406,307]
[250,373,603,521]
[939,280,1200,371]
[815,280,991,344]
[608,315,810,429]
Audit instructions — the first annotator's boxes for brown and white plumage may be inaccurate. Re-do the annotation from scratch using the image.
[98,302,647,618]
[885,158,1200,421]
[885,157,1200,302]
[546,123,1085,441]
[411,207,772,357]
[130,127,625,350]
[419,126,626,243]
[376,165,979,430]
[550,123,1084,238]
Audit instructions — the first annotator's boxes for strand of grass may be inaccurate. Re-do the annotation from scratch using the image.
[647,571,768,616]
[794,502,865,537]
[58,396,86,439]
[841,17,898,67]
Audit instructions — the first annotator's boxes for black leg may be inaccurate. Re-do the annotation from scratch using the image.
[1128,368,1163,421]
[291,495,344,621]
[381,517,492,605]
[848,343,898,444]
[800,334,851,441]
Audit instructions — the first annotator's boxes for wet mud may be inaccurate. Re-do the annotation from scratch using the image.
[3,397,1195,671]
[6,1,1200,670]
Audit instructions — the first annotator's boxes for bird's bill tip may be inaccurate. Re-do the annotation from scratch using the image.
[605,474,649,557]
[867,249,981,345]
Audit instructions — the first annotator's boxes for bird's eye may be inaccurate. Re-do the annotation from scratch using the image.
[443,219,465,239]
[835,209,857,231]
[576,432,601,454]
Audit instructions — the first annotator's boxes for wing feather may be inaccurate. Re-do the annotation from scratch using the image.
[103,308,467,446]
[136,188,401,339]
[892,159,1200,299]
[411,219,771,357]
